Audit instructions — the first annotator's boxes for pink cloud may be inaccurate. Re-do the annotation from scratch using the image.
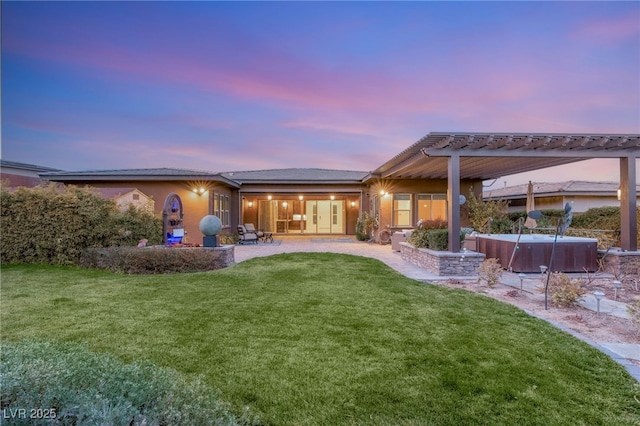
[571,12,640,45]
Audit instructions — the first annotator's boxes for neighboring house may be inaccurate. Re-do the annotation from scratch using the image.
[0,159,59,187]
[484,181,640,213]
[96,187,155,214]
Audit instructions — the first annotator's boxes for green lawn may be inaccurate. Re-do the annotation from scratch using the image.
[2,253,639,425]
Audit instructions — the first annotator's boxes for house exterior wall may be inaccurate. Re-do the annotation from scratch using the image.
[505,195,638,213]
[368,179,481,236]
[238,183,365,235]
[60,181,235,245]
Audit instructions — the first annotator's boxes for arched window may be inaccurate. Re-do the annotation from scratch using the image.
[162,193,184,244]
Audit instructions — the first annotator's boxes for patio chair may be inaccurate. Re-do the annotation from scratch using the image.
[244,223,273,243]
[237,225,258,244]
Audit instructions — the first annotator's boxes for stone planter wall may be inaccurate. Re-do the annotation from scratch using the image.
[600,249,640,277]
[209,245,235,267]
[400,242,485,276]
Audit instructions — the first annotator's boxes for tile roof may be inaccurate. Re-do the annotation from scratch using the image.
[0,159,60,172]
[483,181,638,199]
[40,168,242,187]
[42,167,218,177]
[221,168,369,183]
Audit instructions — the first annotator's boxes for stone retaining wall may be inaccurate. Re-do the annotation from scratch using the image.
[601,249,640,277]
[400,242,485,276]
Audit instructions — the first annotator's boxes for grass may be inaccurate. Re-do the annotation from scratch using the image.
[2,253,639,425]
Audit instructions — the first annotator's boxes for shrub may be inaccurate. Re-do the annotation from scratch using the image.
[0,183,162,264]
[477,258,503,287]
[219,232,240,245]
[566,228,619,250]
[0,339,259,426]
[79,246,230,274]
[356,212,376,241]
[426,229,449,250]
[490,218,515,234]
[540,272,586,308]
[467,191,510,232]
[407,227,466,251]
[407,228,430,248]
[416,219,447,230]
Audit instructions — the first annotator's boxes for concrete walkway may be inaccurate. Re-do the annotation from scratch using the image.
[233,237,640,381]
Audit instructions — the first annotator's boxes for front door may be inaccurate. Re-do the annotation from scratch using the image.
[307,200,344,234]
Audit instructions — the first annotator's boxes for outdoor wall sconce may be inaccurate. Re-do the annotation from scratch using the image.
[330,195,335,200]
[247,201,253,208]
[299,195,304,201]
[282,201,288,208]
[192,187,205,195]
[350,201,356,208]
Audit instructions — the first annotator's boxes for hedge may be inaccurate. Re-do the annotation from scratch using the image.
[0,339,259,425]
[1,183,162,265]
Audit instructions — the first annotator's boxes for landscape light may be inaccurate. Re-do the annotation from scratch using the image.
[593,290,605,315]
[518,273,526,291]
[612,280,622,300]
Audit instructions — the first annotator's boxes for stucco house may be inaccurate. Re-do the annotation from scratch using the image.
[484,181,640,213]
[6,132,638,251]
[0,159,60,187]
[96,187,155,214]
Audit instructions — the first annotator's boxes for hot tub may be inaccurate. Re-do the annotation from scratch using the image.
[475,234,598,273]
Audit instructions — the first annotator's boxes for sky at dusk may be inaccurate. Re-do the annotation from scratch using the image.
[2,1,639,189]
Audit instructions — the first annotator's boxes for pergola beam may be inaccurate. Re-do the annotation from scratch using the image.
[422,148,632,159]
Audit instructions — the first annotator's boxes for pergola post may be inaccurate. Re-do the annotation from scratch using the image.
[448,154,461,252]
[620,156,637,251]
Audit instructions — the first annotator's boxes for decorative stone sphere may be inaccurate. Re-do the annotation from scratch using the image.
[199,215,222,236]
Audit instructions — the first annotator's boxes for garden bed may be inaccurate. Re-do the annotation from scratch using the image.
[80,245,235,274]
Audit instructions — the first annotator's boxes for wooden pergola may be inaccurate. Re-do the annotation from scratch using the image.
[372,133,640,252]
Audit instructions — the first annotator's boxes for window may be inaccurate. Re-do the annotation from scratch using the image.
[417,194,447,221]
[211,192,230,227]
[392,194,411,226]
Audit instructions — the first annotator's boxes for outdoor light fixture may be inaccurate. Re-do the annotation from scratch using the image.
[529,204,573,310]
[247,201,253,208]
[518,273,526,292]
[617,187,621,201]
[593,290,605,315]
[613,280,622,300]
[282,201,288,207]
[330,195,335,200]
[539,265,547,279]
[267,195,272,200]
[380,190,386,196]
[193,187,205,195]
[350,201,356,208]
[299,195,304,201]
